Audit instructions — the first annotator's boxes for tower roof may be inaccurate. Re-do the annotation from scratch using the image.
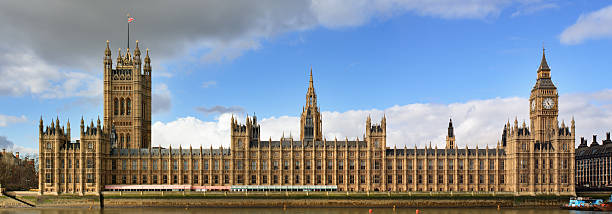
[533,47,556,89]
[538,48,550,72]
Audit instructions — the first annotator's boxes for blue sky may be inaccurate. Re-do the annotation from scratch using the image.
[2,0,612,153]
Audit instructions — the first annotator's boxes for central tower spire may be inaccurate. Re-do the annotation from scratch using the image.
[446,118,456,149]
[301,67,322,143]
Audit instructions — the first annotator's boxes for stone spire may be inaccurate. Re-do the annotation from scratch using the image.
[134,40,141,65]
[537,47,551,79]
[39,116,43,133]
[448,118,454,138]
[309,67,314,90]
[306,67,316,107]
[104,40,112,70]
[134,40,141,56]
[538,47,550,72]
[144,48,151,75]
[80,116,85,134]
[116,48,122,65]
[105,40,111,58]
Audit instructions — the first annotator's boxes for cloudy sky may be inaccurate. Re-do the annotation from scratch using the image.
[1,0,612,155]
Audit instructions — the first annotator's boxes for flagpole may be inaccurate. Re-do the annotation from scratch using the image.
[127,14,130,50]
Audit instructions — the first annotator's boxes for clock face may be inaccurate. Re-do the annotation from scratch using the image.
[531,100,536,111]
[543,98,554,109]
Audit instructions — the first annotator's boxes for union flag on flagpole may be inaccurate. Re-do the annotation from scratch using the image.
[128,17,135,23]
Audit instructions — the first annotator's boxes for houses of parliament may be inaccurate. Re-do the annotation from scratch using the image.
[37,40,576,196]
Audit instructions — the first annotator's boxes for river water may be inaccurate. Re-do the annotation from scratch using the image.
[0,208,597,214]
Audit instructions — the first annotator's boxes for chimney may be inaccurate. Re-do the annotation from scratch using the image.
[15,152,19,159]
[593,135,597,144]
[2,149,5,154]
[607,132,611,141]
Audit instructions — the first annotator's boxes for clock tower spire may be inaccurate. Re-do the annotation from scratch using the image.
[530,48,558,145]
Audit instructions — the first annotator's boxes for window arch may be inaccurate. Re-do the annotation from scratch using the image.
[126,134,130,148]
[126,98,131,115]
[114,98,119,115]
[120,98,125,115]
[120,134,124,148]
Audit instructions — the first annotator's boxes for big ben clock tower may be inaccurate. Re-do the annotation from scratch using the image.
[529,48,558,143]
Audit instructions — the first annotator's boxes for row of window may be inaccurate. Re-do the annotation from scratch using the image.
[519,159,569,169]
[45,158,95,169]
[519,174,569,184]
[109,174,506,186]
[109,159,505,171]
[45,142,95,150]
[117,133,131,148]
[113,98,132,116]
[233,151,383,158]
[44,173,95,183]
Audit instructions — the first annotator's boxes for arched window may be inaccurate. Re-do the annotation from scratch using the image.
[114,99,119,115]
[126,134,130,148]
[120,98,125,115]
[126,98,131,115]
[142,100,146,118]
[120,134,124,148]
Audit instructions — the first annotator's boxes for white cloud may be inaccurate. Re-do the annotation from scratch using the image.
[152,115,233,148]
[511,2,558,17]
[152,89,612,149]
[560,4,612,45]
[0,51,100,98]
[0,114,28,127]
[310,0,558,28]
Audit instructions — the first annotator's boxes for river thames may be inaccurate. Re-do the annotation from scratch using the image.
[0,208,597,214]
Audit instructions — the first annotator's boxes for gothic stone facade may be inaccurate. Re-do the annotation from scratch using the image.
[38,44,575,196]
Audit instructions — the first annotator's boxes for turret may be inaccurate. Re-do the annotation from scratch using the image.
[134,40,141,72]
[144,49,151,75]
[381,114,386,131]
[80,116,85,135]
[67,119,71,139]
[365,115,371,134]
[116,48,122,66]
[125,48,132,64]
[104,40,112,68]
[97,116,101,134]
[39,117,43,134]
[134,41,141,59]
[55,117,60,130]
